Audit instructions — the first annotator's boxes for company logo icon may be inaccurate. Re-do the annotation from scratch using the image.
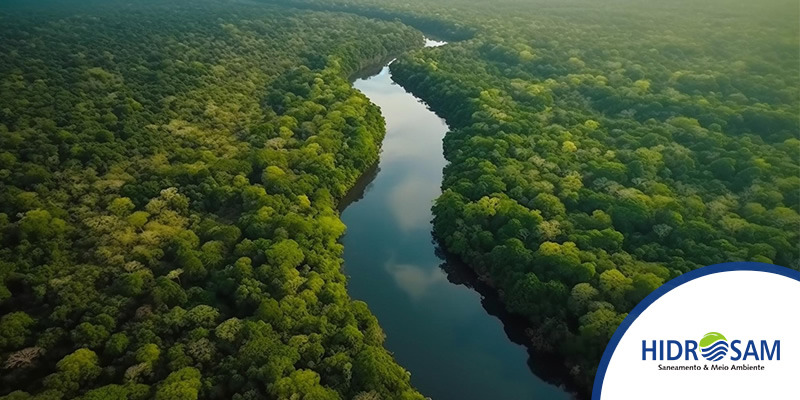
[699,332,729,361]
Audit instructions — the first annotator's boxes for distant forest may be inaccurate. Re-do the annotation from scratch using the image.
[1,0,798,398]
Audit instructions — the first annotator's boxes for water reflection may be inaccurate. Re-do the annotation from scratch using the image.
[384,259,446,301]
[425,38,447,47]
[388,175,436,232]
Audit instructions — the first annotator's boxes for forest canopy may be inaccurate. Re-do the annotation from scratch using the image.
[0,0,426,399]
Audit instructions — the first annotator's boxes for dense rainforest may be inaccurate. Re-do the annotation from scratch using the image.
[2,0,799,398]
[275,0,800,393]
[0,0,429,399]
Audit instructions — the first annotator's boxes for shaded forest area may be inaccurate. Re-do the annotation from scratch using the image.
[0,0,428,399]
[279,0,800,393]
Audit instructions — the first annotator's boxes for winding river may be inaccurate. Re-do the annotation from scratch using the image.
[340,39,573,400]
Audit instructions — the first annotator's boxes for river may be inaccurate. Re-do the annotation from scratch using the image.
[339,38,573,400]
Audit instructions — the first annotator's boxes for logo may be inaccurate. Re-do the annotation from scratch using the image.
[641,333,780,363]
[699,332,728,361]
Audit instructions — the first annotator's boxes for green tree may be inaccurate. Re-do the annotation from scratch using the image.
[0,312,34,351]
[271,369,340,400]
[44,349,101,393]
[155,368,202,400]
[105,333,129,357]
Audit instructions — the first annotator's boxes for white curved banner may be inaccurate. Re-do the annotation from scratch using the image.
[594,262,800,400]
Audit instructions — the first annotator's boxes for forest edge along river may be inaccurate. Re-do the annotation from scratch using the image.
[338,38,574,400]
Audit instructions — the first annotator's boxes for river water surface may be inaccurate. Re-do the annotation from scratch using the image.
[340,39,572,400]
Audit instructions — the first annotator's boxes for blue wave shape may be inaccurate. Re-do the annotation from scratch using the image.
[701,340,728,354]
[703,348,728,361]
[702,347,728,358]
[701,347,728,357]
[702,344,728,354]
[708,352,727,362]
[701,340,729,361]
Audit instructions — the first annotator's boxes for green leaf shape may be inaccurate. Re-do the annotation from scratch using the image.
[699,332,728,347]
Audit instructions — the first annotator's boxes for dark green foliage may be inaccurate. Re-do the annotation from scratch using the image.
[0,0,424,399]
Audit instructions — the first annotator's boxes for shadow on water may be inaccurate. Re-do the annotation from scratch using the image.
[350,57,396,82]
[338,162,380,213]
[435,245,586,399]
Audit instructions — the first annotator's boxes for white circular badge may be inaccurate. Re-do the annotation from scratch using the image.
[594,262,800,400]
